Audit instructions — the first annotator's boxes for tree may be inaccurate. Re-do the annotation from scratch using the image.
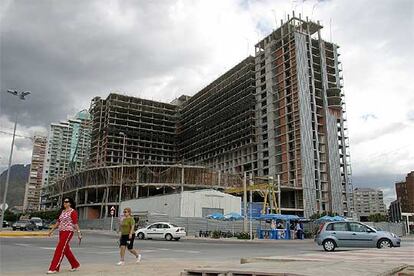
[28,210,60,221]
[3,210,19,222]
[367,213,388,222]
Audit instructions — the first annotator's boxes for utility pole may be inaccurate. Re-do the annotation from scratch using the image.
[249,173,253,240]
[118,132,126,216]
[0,90,30,231]
[243,172,247,232]
[277,174,281,214]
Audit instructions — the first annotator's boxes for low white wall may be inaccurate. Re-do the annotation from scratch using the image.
[121,193,181,218]
[120,190,242,218]
[180,190,241,217]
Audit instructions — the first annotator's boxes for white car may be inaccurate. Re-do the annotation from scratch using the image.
[135,222,186,241]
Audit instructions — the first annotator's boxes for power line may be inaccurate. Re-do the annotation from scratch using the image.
[0,130,33,140]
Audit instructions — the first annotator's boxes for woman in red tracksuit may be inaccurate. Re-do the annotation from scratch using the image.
[47,197,82,274]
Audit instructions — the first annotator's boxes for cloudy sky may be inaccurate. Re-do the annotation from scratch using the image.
[0,0,413,205]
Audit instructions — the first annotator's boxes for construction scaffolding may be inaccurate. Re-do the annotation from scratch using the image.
[50,164,243,219]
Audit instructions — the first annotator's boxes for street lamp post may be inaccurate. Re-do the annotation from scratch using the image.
[0,90,30,231]
[118,132,126,216]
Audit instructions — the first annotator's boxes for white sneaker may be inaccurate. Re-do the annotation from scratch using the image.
[116,261,125,266]
[136,254,142,263]
[69,267,79,272]
[46,271,57,274]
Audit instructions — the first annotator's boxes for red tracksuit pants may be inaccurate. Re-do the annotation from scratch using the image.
[49,231,80,271]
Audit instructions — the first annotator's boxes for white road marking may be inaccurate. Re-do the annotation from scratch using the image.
[15,243,31,247]
[171,249,200,254]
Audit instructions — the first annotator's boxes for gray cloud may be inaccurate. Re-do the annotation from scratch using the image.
[0,0,218,127]
[0,0,413,199]
[351,122,408,145]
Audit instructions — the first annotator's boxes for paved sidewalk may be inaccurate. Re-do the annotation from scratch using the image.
[3,258,410,276]
[0,230,48,237]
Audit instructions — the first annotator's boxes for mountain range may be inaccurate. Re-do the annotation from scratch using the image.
[0,164,30,209]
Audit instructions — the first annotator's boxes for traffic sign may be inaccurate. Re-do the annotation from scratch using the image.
[0,203,8,211]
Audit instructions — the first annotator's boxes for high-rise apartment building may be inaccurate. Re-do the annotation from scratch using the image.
[88,94,178,168]
[353,188,386,220]
[23,136,47,212]
[41,111,91,209]
[396,171,414,213]
[253,14,351,217]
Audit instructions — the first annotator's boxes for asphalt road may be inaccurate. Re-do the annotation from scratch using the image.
[1,231,412,275]
[0,231,319,274]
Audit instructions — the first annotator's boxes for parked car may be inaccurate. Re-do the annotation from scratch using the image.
[44,219,56,229]
[2,220,10,228]
[315,221,401,252]
[30,217,44,230]
[12,220,37,231]
[135,222,186,241]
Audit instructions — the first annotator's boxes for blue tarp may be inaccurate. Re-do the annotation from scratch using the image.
[316,215,346,222]
[224,212,243,220]
[206,213,224,220]
[257,214,300,221]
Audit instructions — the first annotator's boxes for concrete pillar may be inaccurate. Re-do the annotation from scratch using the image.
[181,166,185,193]
[84,189,88,204]
[104,187,109,217]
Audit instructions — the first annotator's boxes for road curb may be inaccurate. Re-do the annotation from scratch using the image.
[379,264,409,276]
[0,231,48,237]
[240,257,322,264]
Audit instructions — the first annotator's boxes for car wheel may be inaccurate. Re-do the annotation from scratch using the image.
[137,232,145,240]
[377,238,392,249]
[174,238,180,241]
[323,239,336,252]
[165,233,173,241]
[12,228,16,231]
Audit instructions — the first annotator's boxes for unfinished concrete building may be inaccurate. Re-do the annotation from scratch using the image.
[47,14,352,218]
[89,94,178,167]
[177,57,257,175]
[53,164,242,219]
[254,14,352,217]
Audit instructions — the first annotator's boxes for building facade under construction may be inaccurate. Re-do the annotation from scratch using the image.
[47,14,351,219]
[253,14,352,216]
[89,94,178,167]
[177,57,257,175]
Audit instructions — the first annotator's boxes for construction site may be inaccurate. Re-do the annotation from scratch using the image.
[52,164,243,219]
[47,14,351,220]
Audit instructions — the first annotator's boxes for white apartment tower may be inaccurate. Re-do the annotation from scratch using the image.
[40,111,91,209]
[23,136,47,211]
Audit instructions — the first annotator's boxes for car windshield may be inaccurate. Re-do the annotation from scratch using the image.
[171,224,179,227]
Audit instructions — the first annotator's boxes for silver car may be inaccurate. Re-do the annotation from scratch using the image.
[315,221,401,251]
